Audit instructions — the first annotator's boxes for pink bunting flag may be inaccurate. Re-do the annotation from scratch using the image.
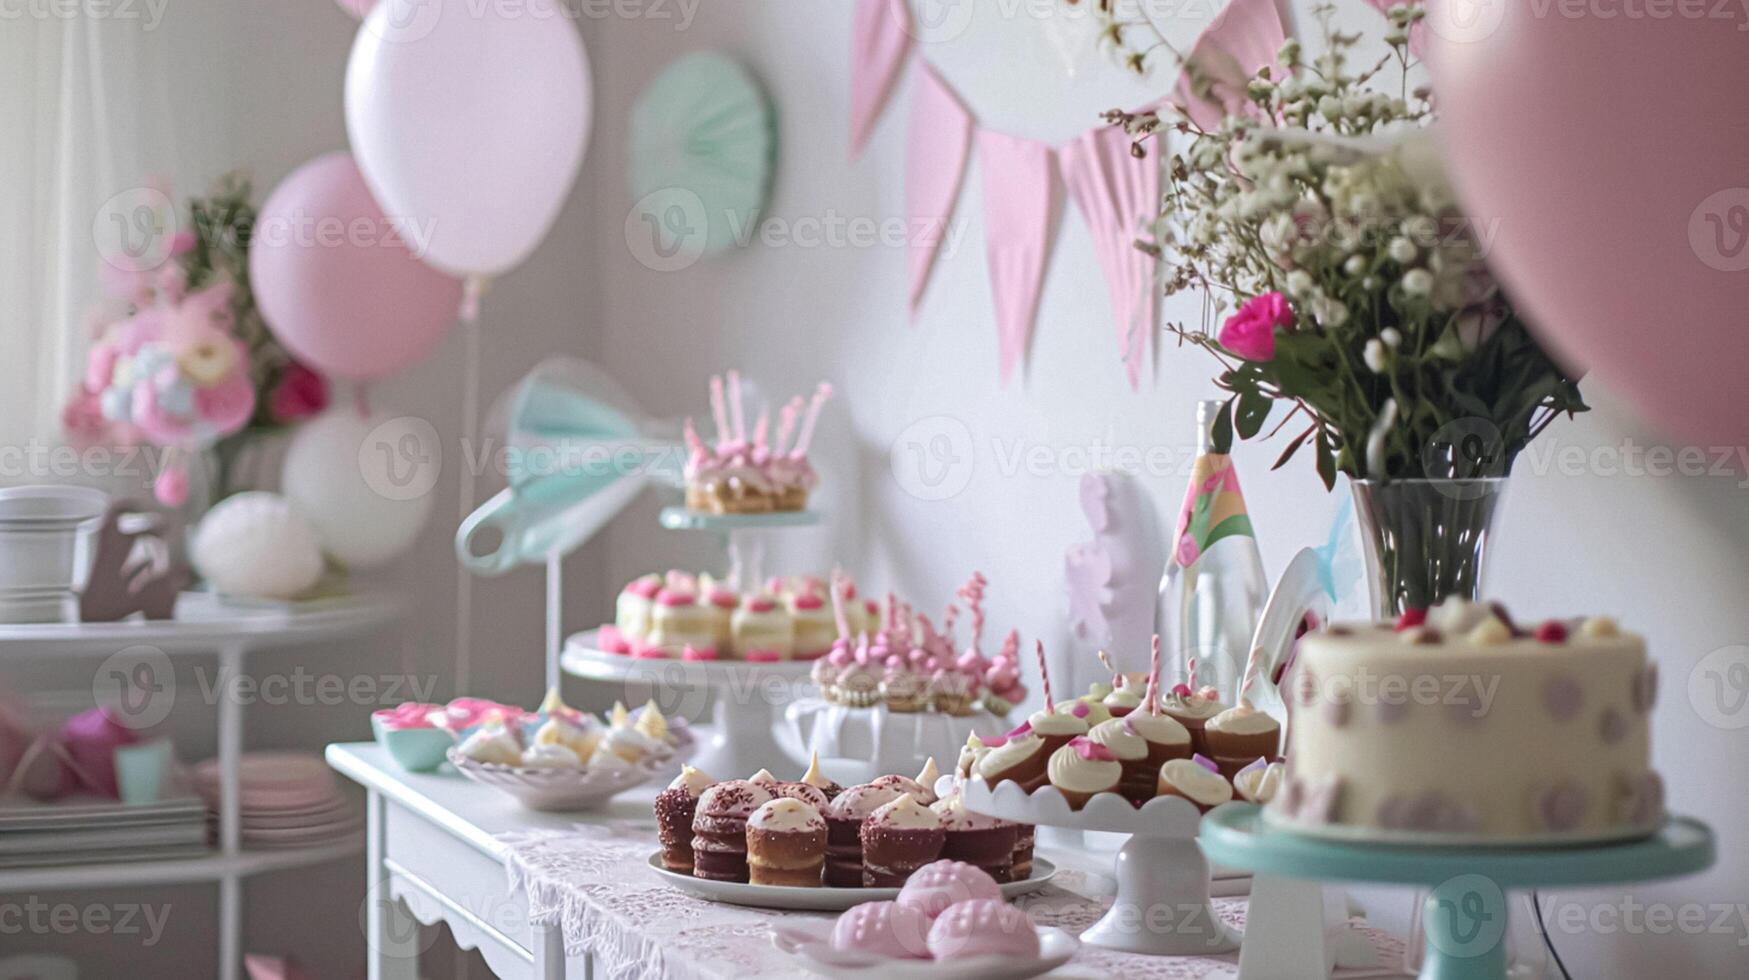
[906,64,974,319]
[977,131,1056,385]
[849,0,914,160]
[1060,126,1160,389]
[1170,0,1287,130]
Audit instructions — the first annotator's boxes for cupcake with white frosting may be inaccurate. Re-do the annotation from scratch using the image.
[1087,717,1155,805]
[1233,758,1285,805]
[1204,700,1281,779]
[1046,736,1122,810]
[1157,754,1235,812]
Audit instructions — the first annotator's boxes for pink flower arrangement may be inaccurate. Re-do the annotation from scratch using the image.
[1217,292,1294,362]
[269,362,329,424]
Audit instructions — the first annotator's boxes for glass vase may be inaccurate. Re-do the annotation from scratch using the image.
[1349,478,1507,619]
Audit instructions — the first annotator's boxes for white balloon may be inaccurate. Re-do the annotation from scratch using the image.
[282,411,436,569]
[345,0,592,279]
[192,493,325,599]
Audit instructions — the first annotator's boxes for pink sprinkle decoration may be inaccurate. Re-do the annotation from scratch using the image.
[1070,737,1116,762]
[1192,753,1220,774]
[1006,721,1033,739]
[1171,683,1193,698]
[1147,634,1163,715]
[1036,639,1054,712]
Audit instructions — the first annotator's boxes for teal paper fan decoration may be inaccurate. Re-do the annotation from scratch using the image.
[628,52,775,261]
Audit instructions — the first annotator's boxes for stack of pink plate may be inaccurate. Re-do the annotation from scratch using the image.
[193,752,360,850]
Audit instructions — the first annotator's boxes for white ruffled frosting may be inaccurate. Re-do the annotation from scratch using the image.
[748,797,825,832]
[1027,710,1089,737]
[1160,759,1234,806]
[1046,743,1122,794]
[1206,700,1281,736]
[975,734,1044,781]
[1087,718,1147,761]
[667,765,716,796]
[1124,711,1190,745]
[868,793,941,830]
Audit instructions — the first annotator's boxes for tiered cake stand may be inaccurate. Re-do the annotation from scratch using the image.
[562,630,812,777]
[962,776,1243,956]
[1200,804,1716,980]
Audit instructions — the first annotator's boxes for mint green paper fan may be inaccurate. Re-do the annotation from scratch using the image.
[629,52,775,258]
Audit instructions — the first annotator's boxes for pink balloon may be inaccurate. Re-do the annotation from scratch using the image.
[1430,6,1749,447]
[250,153,462,381]
[345,0,591,279]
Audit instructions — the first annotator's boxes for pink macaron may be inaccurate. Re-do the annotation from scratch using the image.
[927,899,1039,961]
[896,860,1002,920]
[830,900,931,960]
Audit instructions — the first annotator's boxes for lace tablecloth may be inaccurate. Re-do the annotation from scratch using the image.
[501,821,1407,980]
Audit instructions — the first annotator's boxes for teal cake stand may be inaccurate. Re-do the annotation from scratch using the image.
[1200,805,1715,980]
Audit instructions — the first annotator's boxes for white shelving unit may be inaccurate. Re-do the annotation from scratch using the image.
[0,591,403,980]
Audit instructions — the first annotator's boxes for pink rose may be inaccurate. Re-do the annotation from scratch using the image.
[1218,292,1295,362]
[269,362,329,424]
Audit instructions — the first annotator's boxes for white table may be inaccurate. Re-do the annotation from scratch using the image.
[328,742,1409,980]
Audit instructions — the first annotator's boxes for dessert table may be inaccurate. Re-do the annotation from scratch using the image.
[327,742,1411,979]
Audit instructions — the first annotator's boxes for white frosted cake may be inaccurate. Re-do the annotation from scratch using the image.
[1269,598,1663,844]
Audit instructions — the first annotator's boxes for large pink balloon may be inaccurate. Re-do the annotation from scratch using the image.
[344,0,591,279]
[1430,6,1749,446]
[250,153,463,381]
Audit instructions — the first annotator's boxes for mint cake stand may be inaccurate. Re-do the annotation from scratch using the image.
[1200,805,1714,980]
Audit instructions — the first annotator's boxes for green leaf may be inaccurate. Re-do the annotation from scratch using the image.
[1272,426,1314,470]
[1236,389,1273,440]
[1210,397,1236,454]
[1315,430,1337,490]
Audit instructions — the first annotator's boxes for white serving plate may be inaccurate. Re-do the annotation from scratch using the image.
[449,719,694,812]
[563,632,816,684]
[647,853,1057,912]
[769,921,1079,979]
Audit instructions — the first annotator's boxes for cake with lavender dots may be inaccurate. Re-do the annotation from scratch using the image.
[1270,598,1662,843]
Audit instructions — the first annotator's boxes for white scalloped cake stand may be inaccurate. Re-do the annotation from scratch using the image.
[784,697,1010,786]
[962,777,1243,957]
[562,630,812,777]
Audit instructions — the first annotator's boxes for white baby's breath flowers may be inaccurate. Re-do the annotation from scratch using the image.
[1380,327,1403,349]
[1387,237,1417,264]
[1363,338,1390,373]
[1343,254,1367,276]
[1401,268,1435,296]
[1286,269,1316,297]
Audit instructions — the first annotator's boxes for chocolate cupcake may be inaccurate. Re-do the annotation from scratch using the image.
[1156,755,1235,813]
[654,765,716,873]
[824,783,905,887]
[1204,701,1281,779]
[973,733,1049,792]
[799,752,844,803]
[1087,717,1156,806]
[861,793,945,887]
[1124,709,1193,768]
[691,780,774,882]
[1011,824,1036,880]
[746,798,827,886]
[931,793,1018,882]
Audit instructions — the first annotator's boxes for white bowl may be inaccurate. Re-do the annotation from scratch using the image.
[0,485,108,596]
[770,922,1080,979]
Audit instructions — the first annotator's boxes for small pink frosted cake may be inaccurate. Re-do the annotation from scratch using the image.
[831,900,931,960]
[927,899,1039,961]
[896,860,1002,920]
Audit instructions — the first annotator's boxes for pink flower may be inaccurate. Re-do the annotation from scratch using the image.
[1218,292,1295,362]
[269,362,329,424]
[61,390,116,449]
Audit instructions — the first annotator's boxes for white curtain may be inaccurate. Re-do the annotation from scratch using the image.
[0,3,233,461]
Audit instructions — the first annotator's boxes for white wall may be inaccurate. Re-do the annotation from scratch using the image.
[582,2,1749,976]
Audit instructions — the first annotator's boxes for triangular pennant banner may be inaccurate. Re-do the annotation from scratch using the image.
[1060,126,1160,390]
[1171,0,1287,130]
[977,131,1056,385]
[906,64,973,318]
[849,0,914,160]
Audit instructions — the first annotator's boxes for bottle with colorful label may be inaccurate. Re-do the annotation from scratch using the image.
[1157,399,1269,701]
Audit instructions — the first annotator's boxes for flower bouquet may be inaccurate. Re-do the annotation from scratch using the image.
[1095,3,1586,612]
[65,175,330,505]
